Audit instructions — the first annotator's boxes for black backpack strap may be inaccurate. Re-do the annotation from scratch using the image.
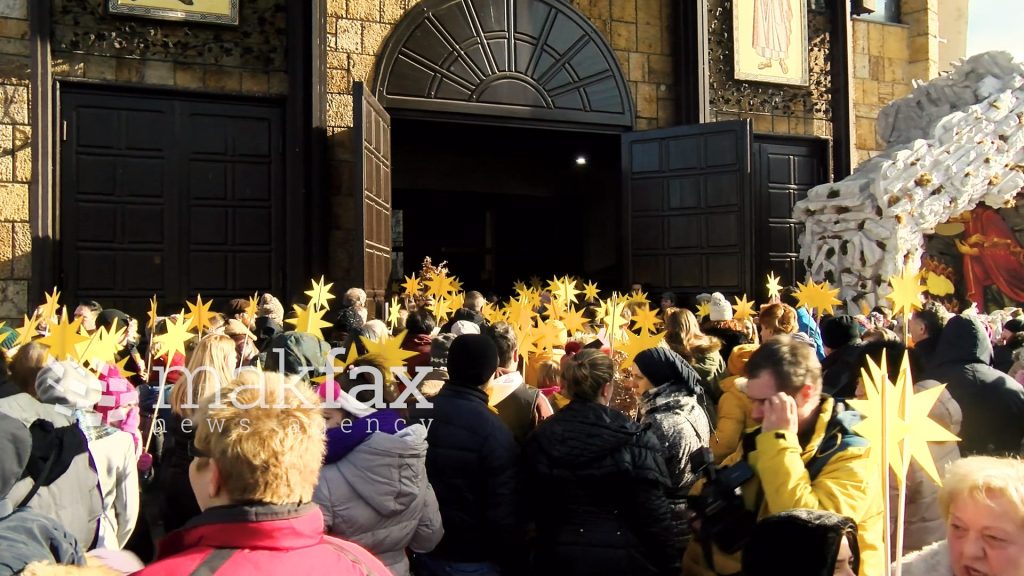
[322,539,379,576]
[189,549,237,576]
[806,404,869,481]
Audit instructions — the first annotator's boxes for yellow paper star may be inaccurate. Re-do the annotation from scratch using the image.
[286,304,332,341]
[545,297,566,321]
[506,297,536,332]
[41,287,61,323]
[115,356,137,380]
[631,305,661,334]
[387,296,401,330]
[598,296,629,343]
[481,302,505,325]
[14,314,39,347]
[80,323,125,369]
[887,268,925,319]
[430,297,454,323]
[512,280,528,295]
[305,276,336,312]
[152,315,193,361]
[732,295,757,322]
[794,280,842,316]
[449,292,465,314]
[893,352,960,485]
[546,276,566,298]
[561,306,588,335]
[425,274,455,300]
[628,289,649,306]
[360,330,418,373]
[557,276,581,305]
[402,274,422,297]
[924,271,954,297]
[582,280,600,302]
[147,295,160,331]
[39,312,90,362]
[696,301,711,322]
[529,276,543,290]
[245,293,259,324]
[847,353,910,483]
[185,295,215,334]
[766,272,783,301]
[517,326,540,364]
[315,346,361,386]
[620,330,666,369]
[534,321,566,353]
[448,277,463,294]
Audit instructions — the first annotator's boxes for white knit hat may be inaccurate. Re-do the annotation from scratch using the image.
[709,292,733,322]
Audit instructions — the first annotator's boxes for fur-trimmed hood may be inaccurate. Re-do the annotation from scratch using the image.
[895,540,952,576]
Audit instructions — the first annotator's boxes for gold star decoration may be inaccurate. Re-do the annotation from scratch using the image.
[732,294,757,322]
[620,330,666,369]
[545,276,566,299]
[147,295,160,331]
[39,312,90,362]
[598,296,629,343]
[245,293,259,324]
[185,295,215,334]
[561,306,589,335]
[387,296,401,330]
[512,280,528,295]
[449,277,463,294]
[557,276,581,305]
[14,314,39,347]
[424,273,456,300]
[582,280,600,302]
[794,280,842,316]
[533,321,566,353]
[631,305,661,334]
[506,297,536,333]
[402,274,422,297]
[152,315,193,361]
[41,287,61,324]
[545,297,566,321]
[696,301,711,322]
[315,346,361,386]
[360,330,418,374]
[847,353,909,483]
[114,356,137,380]
[449,292,465,314]
[887,268,926,319]
[305,276,336,312]
[80,322,125,370]
[529,276,543,290]
[286,304,333,341]
[766,272,783,301]
[896,356,961,484]
[429,297,454,324]
[924,270,955,296]
[481,302,506,325]
[628,289,649,306]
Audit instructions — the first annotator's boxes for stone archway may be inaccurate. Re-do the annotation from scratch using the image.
[372,0,635,129]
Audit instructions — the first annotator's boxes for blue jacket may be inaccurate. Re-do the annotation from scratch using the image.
[797,307,826,361]
[0,508,84,575]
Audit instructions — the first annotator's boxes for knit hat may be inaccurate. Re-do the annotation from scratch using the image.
[257,293,285,324]
[743,509,859,576]
[821,316,861,349]
[0,411,30,499]
[96,309,131,332]
[451,320,481,336]
[333,306,365,336]
[430,333,456,370]
[447,334,498,388]
[35,361,103,413]
[709,292,732,322]
[1004,318,1024,334]
[317,380,376,418]
[633,347,703,397]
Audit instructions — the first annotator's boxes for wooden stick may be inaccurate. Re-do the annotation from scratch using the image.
[892,323,913,575]
[880,350,892,574]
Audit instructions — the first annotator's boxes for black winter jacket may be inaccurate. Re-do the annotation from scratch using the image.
[925,315,1024,456]
[525,400,676,576]
[821,342,863,400]
[414,383,522,569]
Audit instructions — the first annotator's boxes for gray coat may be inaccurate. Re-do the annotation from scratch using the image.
[313,424,443,576]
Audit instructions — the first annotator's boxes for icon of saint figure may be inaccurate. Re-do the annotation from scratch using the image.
[752,0,793,74]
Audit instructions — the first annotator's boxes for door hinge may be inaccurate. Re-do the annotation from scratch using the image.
[61,120,68,142]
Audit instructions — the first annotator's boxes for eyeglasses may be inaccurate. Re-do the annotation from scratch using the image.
[188,439,210,460]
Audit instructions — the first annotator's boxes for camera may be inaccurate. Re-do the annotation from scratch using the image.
[686,447,758,554]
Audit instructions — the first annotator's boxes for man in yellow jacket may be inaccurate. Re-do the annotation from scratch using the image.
[683,336,883,576]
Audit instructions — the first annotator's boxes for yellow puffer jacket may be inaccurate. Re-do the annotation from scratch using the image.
[710,344,758,464]
[682,396,884,576]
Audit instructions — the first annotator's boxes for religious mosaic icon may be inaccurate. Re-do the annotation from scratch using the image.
[732,0,809,86]
[107,0,239,26]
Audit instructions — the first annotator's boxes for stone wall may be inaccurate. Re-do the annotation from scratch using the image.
[323,0,678,290]
[0,0,30,322]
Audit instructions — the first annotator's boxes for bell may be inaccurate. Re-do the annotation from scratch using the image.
[851,0,878,16]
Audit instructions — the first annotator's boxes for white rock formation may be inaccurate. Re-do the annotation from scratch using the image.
[794,51,1024,306]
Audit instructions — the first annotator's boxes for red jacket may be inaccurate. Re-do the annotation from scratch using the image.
[133,503,390,575]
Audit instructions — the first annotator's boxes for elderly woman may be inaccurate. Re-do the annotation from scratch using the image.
[899,456,1024,576]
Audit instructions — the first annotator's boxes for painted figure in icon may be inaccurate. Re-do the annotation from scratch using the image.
[753,0,793,74]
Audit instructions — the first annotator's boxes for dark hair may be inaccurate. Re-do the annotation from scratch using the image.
[485,322,518,368]
[912,302,945,338]
[745,335,821,396]
[345,354,398,405]
[405,309,436,337]
[76,300,102,313]
[780,286,799,308]
[225,298,249,317]
[871,305,892,320]
[853,340,922,386]
[561,349,614,402]
[1009,331,1024,351]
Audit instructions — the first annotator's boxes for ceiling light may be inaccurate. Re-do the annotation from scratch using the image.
[575,155,588,166]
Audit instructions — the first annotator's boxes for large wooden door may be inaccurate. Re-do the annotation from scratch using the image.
[60,87,284,316]
[354,82,392,319]
[622,120,753,299]
[752,136,830,299]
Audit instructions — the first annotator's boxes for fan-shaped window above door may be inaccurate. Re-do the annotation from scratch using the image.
[372,0,635,129]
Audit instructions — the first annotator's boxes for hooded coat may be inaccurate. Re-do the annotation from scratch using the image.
[742,509,859,576]
[525,400,677,576]
[314,425,443,576]
[710,344,759,463]
[924,315,1024,456]
[486,369,553,445]
[635,348,712,554]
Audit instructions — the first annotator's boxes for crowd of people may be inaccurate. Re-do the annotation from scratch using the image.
[1,279,1024,576]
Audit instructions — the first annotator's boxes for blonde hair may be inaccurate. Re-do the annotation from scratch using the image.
[758,303,797,337]
[561,349,615,402]
[940,456,1024,524]
[535,359,561,387]
[665,308,721,362]
[171,334,236,417]
[23,564,119,576]
[10,342,48,396]
[193,370,325,504]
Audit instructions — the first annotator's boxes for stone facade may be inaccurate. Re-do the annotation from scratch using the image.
[0,0,29,320]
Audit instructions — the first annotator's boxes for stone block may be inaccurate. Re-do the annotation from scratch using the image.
[0,156,11,181]
[0,278,25,318]
[657,97,673,128]
[85,56,116,81]
[877,81,895,104]
[611,0,636,22]
[142,60,175,85]
[628,52,648,81]
[636,118,657,131]
[584,0,611,21]
[337,19,362,53]
[0,18,28,40]
[909,34,930,62]
[175,65,204,89]
[853,20,869,54]
[637,24,660,53]
[349,54,375,82]
[269,72,289,94]
[327,50,349,70]
[867,22,885,56]
[883,26,909,60]
[242,71,270,93]
[637,82,657,118]
[347,0,379,21]
[11,220,27,278]
[0,123,11,156]
[326,93,355,128]
[0,182,27,221]
[855,116,878,150]
[636,0,660,26]
[611,21,636,51]
[12,145,28,183]
[0,222,11,279]
[884,58,906,83]
[861,79,879,105]
[901,0,928,13]
[327,0,346,17]
[0,0,27,19]
[0,37,27,57]
[869,55,882,80]
[382,0,406,23]
[0,85,26,124]
[906,60,932,82]
[789,116,808,135]
[205,68,241,92]
[362,22,390,56]
[115,58,144,83]
[52,55,85,78]
[327,67,352,93]
[853,52,869,78]
[893,82,911,98]
[648,54,672,83]
[751,114,772,133]
[854,103,879,118]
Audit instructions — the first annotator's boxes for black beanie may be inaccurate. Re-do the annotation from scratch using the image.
[447,334,499,388]
[821,315,860,350]
[1004,318,1024,334]
[743,509,858,576]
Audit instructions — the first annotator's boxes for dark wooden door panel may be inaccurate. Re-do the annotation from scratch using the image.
[622,120,753,299]
[355,82,393,319]
[61,87,284,317]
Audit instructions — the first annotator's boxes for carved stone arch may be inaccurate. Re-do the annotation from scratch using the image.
[372,0,635,129]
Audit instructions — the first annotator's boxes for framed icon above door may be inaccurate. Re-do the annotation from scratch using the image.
[107,0,240,26]
[733,0,809,86]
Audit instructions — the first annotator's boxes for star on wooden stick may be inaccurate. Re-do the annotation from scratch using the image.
[425,274,455,300]
[620,330,666,369]
[847,353,910,483]
[185,295,215,334]
[41,287,61,324]
[887,268,925,319]
[512,280,528,295]
[305,276,336,312]
[402,274,422,297]
[114,356,137,380]
[696,301,711,322]
[287,304,332,341]
[39,312,90,362]
[387,296,401,330]
[152,315,193,361]
[360,330,417,373]
[244,293,259,324]
[81,322,125,370]
[893,352,960,485]
[582,280,600,302]
[561,306,589,335]
[766,272,783,301]
[794,280,842,316]
[14,314,39,347]
[732,295,757,321]
[631,305,661,334]
[147,295,160,331]
[429,297,454,324]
